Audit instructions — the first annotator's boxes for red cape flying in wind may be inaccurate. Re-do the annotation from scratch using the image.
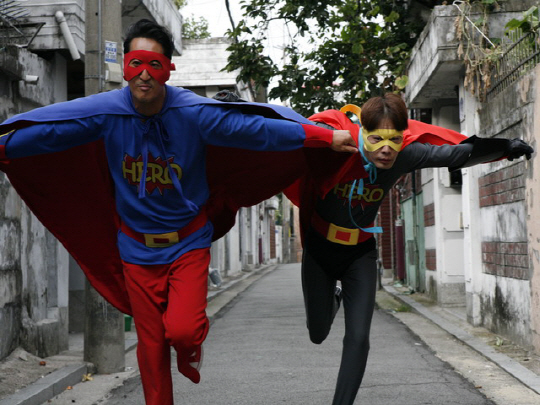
[0,95,466,315]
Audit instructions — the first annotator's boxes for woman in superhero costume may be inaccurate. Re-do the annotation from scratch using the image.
[292,93,533,405]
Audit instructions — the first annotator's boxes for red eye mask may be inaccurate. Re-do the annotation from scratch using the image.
[123,50,176,85]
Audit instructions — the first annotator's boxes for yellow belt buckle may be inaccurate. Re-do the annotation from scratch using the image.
[144,231,180,248]
[326,223,359,246]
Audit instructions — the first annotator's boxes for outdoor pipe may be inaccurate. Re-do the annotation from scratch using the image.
[55,10,81,61]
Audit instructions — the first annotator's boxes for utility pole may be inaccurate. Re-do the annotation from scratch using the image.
[84,0,125,373]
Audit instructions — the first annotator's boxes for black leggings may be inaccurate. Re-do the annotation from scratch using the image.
[302,231,378,405]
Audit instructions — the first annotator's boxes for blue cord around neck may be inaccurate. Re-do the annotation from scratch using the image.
[347,127,383,234]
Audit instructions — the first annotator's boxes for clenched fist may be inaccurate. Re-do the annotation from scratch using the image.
[506,139,534,161]
[331,130,358,153]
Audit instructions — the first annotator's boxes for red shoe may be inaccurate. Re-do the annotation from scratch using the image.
[178,345,203,384]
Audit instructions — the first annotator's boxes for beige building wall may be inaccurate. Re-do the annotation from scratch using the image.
[528,65,540,351]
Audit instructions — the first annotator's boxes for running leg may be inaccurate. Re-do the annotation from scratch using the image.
[123,261,174,405]
[301,247,339,344]
[164,248,210,384]
[332,250,378,405]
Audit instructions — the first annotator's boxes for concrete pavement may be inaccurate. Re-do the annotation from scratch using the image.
[1,263,540,404]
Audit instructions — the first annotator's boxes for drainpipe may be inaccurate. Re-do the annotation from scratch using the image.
[55,11,81,61]
[97,0,103,92]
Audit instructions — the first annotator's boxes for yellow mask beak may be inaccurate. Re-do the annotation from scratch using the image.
[363,129,403,152]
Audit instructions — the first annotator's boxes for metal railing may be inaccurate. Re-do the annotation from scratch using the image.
[0,0,43,49]
[487,29,540,99]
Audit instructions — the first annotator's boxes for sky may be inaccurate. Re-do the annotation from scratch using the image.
[181,0,243,38]
[181,0,293,93]
[181,0,291,58]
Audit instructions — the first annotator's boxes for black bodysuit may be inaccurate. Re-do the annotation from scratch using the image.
[302,140,473,405]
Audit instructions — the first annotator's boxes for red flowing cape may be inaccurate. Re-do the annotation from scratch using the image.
[0,89,334,315]
[0,102,466,315]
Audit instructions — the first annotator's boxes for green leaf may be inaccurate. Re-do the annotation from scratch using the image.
[368,5,380,17]
[352,42,364,54]
[395,76,409,90]
[505,18,523,30]
[384,11,400,23]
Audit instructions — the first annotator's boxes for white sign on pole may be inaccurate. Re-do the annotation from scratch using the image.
[105,41,117,63]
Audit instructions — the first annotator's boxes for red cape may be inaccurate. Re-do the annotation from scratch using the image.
[0,90,337,315]
[0,104,466,315]
[283,110,467,244]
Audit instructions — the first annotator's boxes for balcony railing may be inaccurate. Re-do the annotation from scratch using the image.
[0,0,42,48]
[487,29,540,99]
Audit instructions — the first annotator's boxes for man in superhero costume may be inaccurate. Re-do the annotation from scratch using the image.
[0,19,359,405]
[284,93,534,405]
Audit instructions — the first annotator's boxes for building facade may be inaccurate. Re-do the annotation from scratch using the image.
[402,2,540,351]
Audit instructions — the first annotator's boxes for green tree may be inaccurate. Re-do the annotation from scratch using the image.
[224,0,432,115]
[173,0,188,8]
[182,15,211,39]
[175,0,211,39]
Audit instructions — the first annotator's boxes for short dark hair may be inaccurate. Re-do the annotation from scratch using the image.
[361,93,408,131]
[123,19,174,59]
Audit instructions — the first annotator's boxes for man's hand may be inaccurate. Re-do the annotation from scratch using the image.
[331,130,358,153]
[507,139,534,161]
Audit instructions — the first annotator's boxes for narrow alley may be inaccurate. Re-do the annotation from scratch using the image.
[94,263,527,405]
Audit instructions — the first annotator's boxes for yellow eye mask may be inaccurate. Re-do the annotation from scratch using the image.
[362,129,404,152]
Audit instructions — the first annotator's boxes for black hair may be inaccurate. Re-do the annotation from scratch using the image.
[123,19,174,59]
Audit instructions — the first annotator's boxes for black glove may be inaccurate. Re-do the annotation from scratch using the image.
[506,139,534,161]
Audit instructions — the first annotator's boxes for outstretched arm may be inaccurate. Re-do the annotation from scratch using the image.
[0,118,102,160]
[448,135,534,171]
[199,104,356,153]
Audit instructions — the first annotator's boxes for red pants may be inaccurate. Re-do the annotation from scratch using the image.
[123,248,210,405]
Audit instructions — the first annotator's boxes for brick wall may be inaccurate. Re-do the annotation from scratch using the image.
[425,249,436,271]
[479,163,525,207]
[478,162,528,279]
[423,203,436,270]
[424,203,435,227]
[482,242,529,280]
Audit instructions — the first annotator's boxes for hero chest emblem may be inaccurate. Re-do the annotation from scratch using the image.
[332,182,385,205]
[123,153,183,195]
